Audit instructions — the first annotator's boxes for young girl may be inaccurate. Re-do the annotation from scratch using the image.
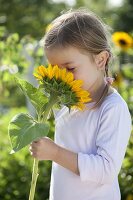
[30,9,132,200]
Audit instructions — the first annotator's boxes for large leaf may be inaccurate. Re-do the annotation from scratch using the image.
[14,77,48,113]
[8,113,50,153]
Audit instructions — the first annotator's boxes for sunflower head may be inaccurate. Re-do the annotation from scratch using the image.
[33,64,92,111]
[112,32,133,51]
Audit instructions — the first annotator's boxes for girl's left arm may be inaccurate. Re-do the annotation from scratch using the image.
[54,143,80,175]
[30,137,80,175]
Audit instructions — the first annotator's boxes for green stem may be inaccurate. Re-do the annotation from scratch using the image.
[28,94,59,200]
[29,159,39,200]
[42,94,59,122]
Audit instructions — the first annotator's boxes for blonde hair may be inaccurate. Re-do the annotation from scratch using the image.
[43,8,114,110]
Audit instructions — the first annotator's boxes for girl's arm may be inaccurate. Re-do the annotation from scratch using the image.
[54,144,80,175]
[30,137,80,175]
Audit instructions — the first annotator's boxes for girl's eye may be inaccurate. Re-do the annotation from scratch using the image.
[67,68,75,71]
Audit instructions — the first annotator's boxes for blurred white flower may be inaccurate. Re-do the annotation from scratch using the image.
[0,64,18,74]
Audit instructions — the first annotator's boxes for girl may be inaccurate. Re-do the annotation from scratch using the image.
[30,9,132,200]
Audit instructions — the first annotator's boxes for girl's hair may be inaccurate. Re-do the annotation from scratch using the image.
[43,8,114,110]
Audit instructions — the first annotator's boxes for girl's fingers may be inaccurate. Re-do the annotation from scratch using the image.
[29,143,37,151]
[33,140,38,143]
[32,139,42,146]
[29,145,33,151]
[29,146,33,153]
[30,140,40,148]
[29,146,37,157]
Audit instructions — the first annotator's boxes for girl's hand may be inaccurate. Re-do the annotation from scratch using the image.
[29,137,59,161]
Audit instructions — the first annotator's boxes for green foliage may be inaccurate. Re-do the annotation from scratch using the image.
[14,77,48,114]
[119,134,133,199]
[0,31,29,73]
[8,113,50,153]
[113,0,133,32]
[0,28,55,199]
[0,0,68,38]
[0,28,45,109]
[0,107,54,200]
[75,0,116,28]
[111,41,133,199]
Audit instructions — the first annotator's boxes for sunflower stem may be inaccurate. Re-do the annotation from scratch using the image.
[42,94,59,122]
[28,159,39,200]
[28,111,42,200]
[28,94,59,200]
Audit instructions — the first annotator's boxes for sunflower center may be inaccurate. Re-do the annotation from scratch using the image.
[119,39,127,46]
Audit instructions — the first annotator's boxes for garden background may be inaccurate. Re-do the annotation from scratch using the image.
[0,0,133,199]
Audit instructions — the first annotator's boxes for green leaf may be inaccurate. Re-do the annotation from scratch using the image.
[8,113,50,153]
[14,77,48,113]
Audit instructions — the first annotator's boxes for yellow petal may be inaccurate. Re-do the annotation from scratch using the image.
[80,97,92,103]
[76,90,90,98]
[38,65,47,77]
[70,80,83,90]
[52,65,60,79]
[60,68,68,82]
[33,73,43,80]
[47,64,54,79]
[64,72,74,84]
[76,102,85,110]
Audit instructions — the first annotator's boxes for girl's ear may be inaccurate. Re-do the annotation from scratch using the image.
[94,51,109,71]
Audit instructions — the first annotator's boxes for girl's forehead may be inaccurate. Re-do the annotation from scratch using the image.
[46,45,89,59]
[45,45,78,55]
[45,46,81,65]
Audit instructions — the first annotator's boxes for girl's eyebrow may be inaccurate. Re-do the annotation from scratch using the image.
[62,62,73,65]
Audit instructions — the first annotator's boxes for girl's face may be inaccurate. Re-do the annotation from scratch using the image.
[45,46,103,91]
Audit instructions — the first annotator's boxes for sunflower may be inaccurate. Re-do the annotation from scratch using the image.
[34,64,92,110]
[112,32,133,51]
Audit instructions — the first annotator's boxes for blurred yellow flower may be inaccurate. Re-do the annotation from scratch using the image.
[112,32,133,51]
[45,24,53,33]
[126,194,133,200]
[112,72,123,88]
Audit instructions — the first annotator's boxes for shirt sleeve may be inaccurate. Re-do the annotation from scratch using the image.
[77,102,132,184]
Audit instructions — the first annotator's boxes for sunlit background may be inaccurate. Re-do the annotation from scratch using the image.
[53,0,123,6]
[0,0,133,200]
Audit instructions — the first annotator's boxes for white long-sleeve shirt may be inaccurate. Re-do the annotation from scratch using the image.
[49,88,132,200]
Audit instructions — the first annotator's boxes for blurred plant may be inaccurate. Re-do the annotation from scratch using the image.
[112,71,123,89]
[0,28,45,108]
[0,106,53,200]
[0,0,68,38]
[112,30,133,199]
[119,132,133,200]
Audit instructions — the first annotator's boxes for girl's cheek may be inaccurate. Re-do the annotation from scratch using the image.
[74,73,83,81]
[72,71,79,80]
